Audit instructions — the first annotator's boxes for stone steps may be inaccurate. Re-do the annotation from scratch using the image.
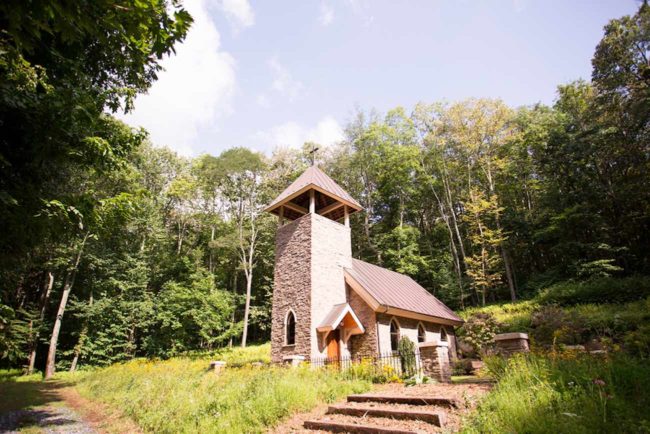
[327,404,445,426]
[303,391,452,433]
[347,394,459,408]
[303,419,417,434]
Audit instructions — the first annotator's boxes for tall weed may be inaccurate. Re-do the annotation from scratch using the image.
[464,354,650,433]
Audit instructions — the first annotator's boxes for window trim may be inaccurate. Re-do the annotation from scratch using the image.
[417,321,427,343]
[389,317,401,352]
[284,309,297,346]
[440,326,448,342]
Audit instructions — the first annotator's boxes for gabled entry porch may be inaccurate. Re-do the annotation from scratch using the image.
[316,303,364,360]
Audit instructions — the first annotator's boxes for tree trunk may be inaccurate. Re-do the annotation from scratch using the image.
[228,269,238,348]
[27,271,54,374]
[241,269,253,348]
[502,248,517,301]
[45,233,89,380]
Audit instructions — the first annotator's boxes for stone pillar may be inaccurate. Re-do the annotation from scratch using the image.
[494,332,530,355]
[418,341,451,382]
[209,361,226,374]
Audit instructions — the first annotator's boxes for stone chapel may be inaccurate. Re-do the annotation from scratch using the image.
[265,165,463,374]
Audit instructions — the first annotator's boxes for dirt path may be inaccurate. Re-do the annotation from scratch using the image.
[0,381,140,434]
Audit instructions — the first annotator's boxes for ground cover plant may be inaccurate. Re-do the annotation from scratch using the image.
[463,353,650,434]
[68,345,370,434]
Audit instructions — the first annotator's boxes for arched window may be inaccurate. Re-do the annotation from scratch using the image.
[440,327,448,342]
[285,310,296,345]
[390,318,400,352]
[417,323,426,343]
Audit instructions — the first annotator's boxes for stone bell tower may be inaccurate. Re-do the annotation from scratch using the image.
[265,166,363,363]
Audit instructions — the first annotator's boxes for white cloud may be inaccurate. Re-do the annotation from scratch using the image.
[269,57,304,102]
[345,0,374,26]
[319,3,335,26]
[256,94,271,108]
[218,0,255,29]
[253,116,344,152]
[119,0,236,156]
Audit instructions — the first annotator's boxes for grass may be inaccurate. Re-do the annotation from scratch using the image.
[69,344,370,433]
[463,353,650,433]
[461,297,650,334]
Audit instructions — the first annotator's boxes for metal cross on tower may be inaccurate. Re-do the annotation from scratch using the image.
[308,144,320,166]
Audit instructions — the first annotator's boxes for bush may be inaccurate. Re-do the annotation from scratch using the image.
[530,305,588,346]
[464,354,650,433]
[623,324,650,359]
[538,276,650,306]
[397,337,417,378]
[457,312,502,357]
[451,359,474,376]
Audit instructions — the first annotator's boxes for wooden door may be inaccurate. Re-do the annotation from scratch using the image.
[326,330,340,360]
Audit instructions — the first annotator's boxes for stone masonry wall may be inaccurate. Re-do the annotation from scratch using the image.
[419,342,451,382]
[271,215,312,363]
[310,213,351,357]
[347,286,377,358]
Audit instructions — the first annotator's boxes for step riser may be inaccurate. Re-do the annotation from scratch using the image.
[327,405,444,426]
[303,420,416,434]
[347,394,458,408]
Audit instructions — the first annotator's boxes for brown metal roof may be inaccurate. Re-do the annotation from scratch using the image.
[345,258,462,324]
[265,166,363,214]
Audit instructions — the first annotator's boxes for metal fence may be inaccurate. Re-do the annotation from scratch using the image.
[306,349,423,379]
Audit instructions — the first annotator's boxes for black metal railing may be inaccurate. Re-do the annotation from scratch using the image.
[306,349,423,380]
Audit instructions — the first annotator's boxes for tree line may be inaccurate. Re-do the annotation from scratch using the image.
[0,1,648,373]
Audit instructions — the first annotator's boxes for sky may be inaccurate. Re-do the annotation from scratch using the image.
[119,0,641,157]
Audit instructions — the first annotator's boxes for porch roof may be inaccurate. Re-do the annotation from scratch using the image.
[316,303,365,333]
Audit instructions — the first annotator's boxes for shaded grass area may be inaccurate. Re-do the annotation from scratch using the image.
[460,297,650,334]
[0,379,65,413]
[463,354,650,433]
[69,344,370,433]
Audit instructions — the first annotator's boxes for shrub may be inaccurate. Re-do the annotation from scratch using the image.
[623,325,650,359]
[457,312,502,357]
[451,358,474,376]
[530,305,588,346]
[397,336,417,378]
[538,276,650,306]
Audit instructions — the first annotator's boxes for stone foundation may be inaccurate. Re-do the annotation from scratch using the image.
[419,341,451,382]
[494,332,530,355]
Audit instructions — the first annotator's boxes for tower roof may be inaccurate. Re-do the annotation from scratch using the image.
[265,166,362,221]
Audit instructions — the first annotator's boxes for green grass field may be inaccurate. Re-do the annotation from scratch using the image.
[463,353,650,433]
[68,344,370,433]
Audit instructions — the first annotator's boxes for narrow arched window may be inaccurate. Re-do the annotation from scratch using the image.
[390,318,400,352]
[285,311,296,345]
[417,323,426,343]
[440,327,448,342]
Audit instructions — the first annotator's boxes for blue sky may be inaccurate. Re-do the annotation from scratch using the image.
[120,0,640,156]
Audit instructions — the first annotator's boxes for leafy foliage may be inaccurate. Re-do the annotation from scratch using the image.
[397,336,417,378]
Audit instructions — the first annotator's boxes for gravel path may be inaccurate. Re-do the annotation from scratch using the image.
[0,404,98,434]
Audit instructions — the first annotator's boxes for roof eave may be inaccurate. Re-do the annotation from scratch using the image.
[264,182,363,214]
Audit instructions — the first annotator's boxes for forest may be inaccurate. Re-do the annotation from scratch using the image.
[1,0,649,380]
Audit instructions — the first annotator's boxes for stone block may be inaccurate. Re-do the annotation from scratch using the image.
[493,332,530,355]
[418,341,451,382]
